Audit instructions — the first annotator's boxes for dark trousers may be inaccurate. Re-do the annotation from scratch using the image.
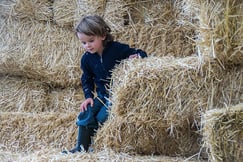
[76,93,109,128]
[74,93,109,151]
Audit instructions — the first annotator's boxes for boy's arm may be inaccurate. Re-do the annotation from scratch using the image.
[135,49,147,58]
[81,56,95,99]
[81,73,94,99]
[121,43,147,58]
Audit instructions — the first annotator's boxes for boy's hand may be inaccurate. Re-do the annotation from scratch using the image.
[80,98,93,112]
[129,54,140,59]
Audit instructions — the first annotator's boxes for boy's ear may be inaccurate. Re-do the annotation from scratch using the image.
[102,35,106,40]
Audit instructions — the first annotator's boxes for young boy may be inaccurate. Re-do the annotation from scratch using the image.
[63,15,147,153]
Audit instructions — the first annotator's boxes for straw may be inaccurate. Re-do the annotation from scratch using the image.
[202,103,243,162]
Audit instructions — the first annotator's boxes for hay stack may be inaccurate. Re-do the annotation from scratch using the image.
[0,17,9,51]
[0,0,15,18]
[104,0,184,31]
[103,0,130,31]
[75,0,106,22]
[0,148,205,162]
[0,76,85,113]
[0,112,77,152]
[113,23,195,57]
[53,0,78,29]
[11,0,53,22]
[0,19,83,87]
[53,0,106,30]
[95,56,242,156]
[47,87,85,113]
[128,0,181,25]
[189,0,243,66]
[0,76,49,113]
[95,116,200,156]
[202,103,243,162]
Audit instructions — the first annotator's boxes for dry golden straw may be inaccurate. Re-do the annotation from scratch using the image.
[11,0,53,22]
[0,76,85,113]
[0,112,77,153]
[113,23,195,58]
[95,56,242,156]
[0,0,242,161]
[104,0,184,31]
[75,0,106,20]
[0,19,83,87]
[202,103,243,162]
[47,86,85,113]
[0,0,15,18]
[53,0,78,29]
[0,148,204,162]
[53,0,106,30]
[0,76,49,113]
[189,0,243,67]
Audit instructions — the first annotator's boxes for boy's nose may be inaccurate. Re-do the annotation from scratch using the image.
[86,43,91,48]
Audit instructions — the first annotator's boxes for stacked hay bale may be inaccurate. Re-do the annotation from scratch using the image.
[0,0,15,18]
[0,77,49,112]
[0,0,207,160]
[53,0,106,29]
[114,23,195,58]
[180,0,243,160]
[181,0,243,66]
[104,0,181,30]
[106,0,196,58]
[0,76,84,113]
[203,104,243,162]
[94,56,242,156]
[0,0,84,154]
[10,0,53,22]
[3,0,241,161]
[94,0,243,159]
[0,19,83,87]
[0,112,77,152]
[0,148,204,162]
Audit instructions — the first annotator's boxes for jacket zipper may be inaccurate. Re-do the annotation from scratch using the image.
[100,57,103,64]
[100,55,105,71]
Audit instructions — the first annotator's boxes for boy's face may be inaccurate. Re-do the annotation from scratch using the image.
[77,32,105,55]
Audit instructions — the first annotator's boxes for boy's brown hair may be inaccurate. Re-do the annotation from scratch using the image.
[75,15,113,46]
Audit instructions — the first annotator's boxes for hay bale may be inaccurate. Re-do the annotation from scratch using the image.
[104,0,184,31]
[0,0,15,18]
[73,0,106,27]
[47,87,85,113]
[113,23,195,57]
[0,148,205,162]
[202,103,243,162]
[0,76,49,113]
[53,0,106,29]
[127,0,181,26]
[11,0,53,22]
[0,112,77,152]
[95,56,242,156]
[0,19,83,87]
[53,0,78,29]
[178,0,200,25]
[103,0,129,31]
[95,116,199,156]
[0,17,9,50]
[0,75,85,113]
[191,0,243,66]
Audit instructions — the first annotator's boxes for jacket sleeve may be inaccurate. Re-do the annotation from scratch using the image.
[80,55,95,99]
[135,49,147,58]
[119,43,147,58]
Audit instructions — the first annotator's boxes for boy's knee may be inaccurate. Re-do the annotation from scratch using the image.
[96,107,108,124]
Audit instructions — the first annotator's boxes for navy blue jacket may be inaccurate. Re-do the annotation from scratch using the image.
[80,41,147,99]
